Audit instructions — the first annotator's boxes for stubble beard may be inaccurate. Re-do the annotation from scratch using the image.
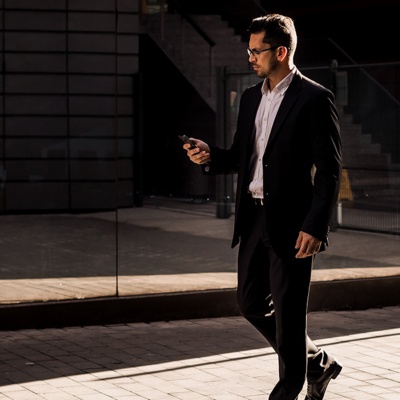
[256,56,279,79]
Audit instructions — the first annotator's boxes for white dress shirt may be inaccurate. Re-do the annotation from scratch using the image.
[249,69,295,199]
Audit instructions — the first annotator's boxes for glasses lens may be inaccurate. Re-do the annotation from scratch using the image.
[247,48,252,56]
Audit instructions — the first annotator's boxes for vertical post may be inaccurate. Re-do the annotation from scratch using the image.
[216,66,232,219]
[208,46,213,98]
[160,0,165,42]
[133,72,144,207]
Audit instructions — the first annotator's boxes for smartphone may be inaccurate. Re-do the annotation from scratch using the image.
[178,134,197,150]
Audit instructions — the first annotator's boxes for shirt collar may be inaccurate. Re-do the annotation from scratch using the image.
[261,66,296,96]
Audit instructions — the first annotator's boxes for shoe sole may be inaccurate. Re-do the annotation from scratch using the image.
[331,361,343,380]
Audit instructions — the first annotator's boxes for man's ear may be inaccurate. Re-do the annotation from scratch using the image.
[277,46,287,61]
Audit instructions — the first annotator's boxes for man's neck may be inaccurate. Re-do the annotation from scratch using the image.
[268,66,293,91]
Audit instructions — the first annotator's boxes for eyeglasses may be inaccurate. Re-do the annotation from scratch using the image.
[247,46,278,57]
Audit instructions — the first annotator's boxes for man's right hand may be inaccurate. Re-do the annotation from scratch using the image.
[183,138,211,165]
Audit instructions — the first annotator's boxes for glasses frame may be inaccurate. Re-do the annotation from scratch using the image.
[247,46,279,57]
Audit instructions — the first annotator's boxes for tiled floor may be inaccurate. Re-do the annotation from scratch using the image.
[0,306,400,399]
[1,205,399,398]
[1,207,400,305]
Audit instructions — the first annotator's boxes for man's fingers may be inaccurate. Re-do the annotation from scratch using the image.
[295,232,321,258]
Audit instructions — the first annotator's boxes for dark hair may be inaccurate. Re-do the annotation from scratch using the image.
[248,14,297,58]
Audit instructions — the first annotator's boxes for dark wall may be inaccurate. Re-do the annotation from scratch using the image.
[172,0,399,64]
[1,1,139,212]
[139,34,216,199]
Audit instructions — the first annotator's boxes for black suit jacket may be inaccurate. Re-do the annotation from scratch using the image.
[205,70,342,257]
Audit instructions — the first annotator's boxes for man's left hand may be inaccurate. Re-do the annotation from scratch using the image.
[294,231,322,258]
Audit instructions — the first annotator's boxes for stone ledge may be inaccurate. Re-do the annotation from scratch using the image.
[1,272,399,330]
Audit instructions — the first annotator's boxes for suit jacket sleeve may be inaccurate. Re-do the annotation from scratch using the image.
[300,88,342,242]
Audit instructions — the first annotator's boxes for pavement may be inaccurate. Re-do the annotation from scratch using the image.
[1,199,400,305]
[0,306,399,399]
[1,198,400,399]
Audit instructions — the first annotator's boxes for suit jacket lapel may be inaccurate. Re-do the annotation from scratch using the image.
[266,72,302,150]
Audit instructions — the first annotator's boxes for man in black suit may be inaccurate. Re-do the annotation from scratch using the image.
[183,14,342,400]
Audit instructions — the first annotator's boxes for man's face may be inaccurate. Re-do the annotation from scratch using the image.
[248,32,279,79]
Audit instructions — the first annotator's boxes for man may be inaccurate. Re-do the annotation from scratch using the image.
[183,14,342,400]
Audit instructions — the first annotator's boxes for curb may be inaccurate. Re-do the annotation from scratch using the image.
[1,276,399,330]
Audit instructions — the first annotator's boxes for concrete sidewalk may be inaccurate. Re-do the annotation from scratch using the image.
[0,306,399,399]
[1,204,400,329]
[0,202,400,398]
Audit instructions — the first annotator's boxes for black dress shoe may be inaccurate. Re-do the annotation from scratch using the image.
[305,360,342,400]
